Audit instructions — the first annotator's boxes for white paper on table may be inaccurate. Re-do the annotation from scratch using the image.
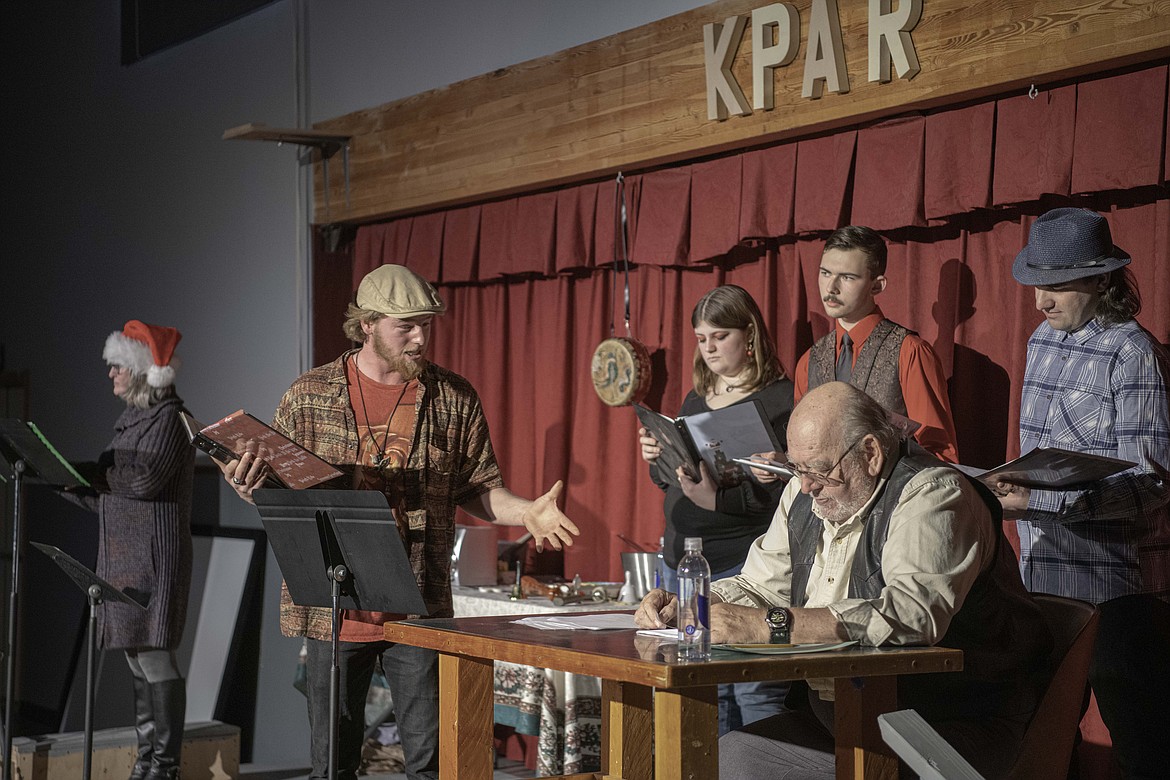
[513,613,639,630]
[634,628,677,639]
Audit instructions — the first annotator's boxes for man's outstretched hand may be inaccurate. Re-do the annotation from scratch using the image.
[520,480,579,551]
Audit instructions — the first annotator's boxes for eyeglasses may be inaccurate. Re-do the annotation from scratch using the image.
[780,436,865,487]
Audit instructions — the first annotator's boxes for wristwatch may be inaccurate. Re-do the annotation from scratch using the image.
[765,606,793,644]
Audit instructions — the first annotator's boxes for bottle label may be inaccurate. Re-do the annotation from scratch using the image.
[697,593,709,629]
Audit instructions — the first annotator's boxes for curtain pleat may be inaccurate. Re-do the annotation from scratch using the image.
[690,156,743,262]
[630,167,691,266]
[555,183,598,273]
[852,116,926,229]
[513,192,558,278]
[441,205,481,283]
[794,131,857,232]
[480,199,519,278]
[924,103,994,219]
[992,85,1076,205]
[406,212,445,282]
[1072,66,1169,194]
[740,144,796,240]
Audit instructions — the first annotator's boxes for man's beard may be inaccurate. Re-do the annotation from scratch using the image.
[386,355,424,381]
[811,458,878,525]
[372,333,426,381]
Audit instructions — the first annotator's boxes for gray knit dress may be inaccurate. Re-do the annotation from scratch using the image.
[70,396,194,649]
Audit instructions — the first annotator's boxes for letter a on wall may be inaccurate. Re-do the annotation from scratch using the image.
[803,0,850,99]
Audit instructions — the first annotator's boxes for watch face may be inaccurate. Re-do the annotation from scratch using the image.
[766,607,790,629]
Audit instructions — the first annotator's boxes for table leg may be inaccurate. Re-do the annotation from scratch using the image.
[600,679,653,780]
[833,675,899,780]
[653,685,717,780]
[438,653,494,780]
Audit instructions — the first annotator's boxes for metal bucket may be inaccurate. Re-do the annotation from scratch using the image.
[621,552,659,599]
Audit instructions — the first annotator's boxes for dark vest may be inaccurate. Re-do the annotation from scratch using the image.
[788,449,1052,722]
[807,319,909,415]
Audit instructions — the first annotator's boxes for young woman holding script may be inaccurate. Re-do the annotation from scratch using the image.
[637,285,793,732]
[58,320,194,780]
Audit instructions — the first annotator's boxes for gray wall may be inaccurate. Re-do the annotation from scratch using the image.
[1,0,711,767]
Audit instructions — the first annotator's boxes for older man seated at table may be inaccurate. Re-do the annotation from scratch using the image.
[636,382,1052,779]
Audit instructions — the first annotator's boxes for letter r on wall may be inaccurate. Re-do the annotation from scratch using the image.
[869,0,923,83]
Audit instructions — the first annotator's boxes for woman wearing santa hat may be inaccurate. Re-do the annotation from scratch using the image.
[62,319,194,780]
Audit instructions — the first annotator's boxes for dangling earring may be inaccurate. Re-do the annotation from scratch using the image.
[746,343,754,359]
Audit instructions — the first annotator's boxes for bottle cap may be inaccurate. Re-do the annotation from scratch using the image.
[684,537,703,552]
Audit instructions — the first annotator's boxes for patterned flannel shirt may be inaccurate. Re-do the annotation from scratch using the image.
[275,350,504,639]
[1016,318,1170,604]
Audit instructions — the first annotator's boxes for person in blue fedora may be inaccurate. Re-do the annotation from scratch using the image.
[998,207,1170,779]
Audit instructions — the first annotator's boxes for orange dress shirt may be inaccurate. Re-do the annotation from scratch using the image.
[794,310,959,463]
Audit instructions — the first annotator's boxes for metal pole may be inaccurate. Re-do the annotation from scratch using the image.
[328,565,347,780]
[83,586,100,780]
[2,459,26,780]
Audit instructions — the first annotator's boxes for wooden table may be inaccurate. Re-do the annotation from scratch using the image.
[385,613,962,780]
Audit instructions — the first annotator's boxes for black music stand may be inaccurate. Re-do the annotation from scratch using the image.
[0,419,90,780]
[252,489,428,780]
[29,542,147,780]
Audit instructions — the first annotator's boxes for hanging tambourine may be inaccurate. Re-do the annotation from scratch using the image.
[591,172,652,407]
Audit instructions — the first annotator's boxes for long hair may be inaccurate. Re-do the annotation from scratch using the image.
[1095,268,1142,326]
[690,285,784,396]
[823,225,888,277]
[342,303,384,343]
[122,373,175,410]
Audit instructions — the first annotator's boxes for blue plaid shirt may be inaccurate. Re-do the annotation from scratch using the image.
[1016,318,1170,604]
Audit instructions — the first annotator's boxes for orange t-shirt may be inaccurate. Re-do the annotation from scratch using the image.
[339,357,419,642]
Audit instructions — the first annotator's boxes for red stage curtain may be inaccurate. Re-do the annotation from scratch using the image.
[343,64,1170,769]
[347,63,1170,583]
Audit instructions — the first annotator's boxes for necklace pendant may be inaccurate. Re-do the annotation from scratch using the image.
[371,452,388,469]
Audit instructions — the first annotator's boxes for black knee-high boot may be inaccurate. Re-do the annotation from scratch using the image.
[129,675,155,780]
[145,679,186,780]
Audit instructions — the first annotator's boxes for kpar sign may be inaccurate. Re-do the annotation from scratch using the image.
[705,0,923,119]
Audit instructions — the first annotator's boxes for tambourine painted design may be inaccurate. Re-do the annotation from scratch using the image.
[591,337,651,407]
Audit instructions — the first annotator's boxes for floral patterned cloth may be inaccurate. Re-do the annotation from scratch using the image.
[453,587,614,775]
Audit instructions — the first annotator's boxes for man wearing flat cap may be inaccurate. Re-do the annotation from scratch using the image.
[221,264,580,780]
[999,207,1170,778]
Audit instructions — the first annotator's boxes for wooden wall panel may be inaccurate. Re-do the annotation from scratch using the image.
[312,0,1170,225]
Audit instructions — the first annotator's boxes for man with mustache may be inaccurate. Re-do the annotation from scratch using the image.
[636,382,1051,778]
[793,225,959,462]
[221,264,580,780]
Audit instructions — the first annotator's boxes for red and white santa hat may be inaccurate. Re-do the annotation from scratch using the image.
[103,320,182,388]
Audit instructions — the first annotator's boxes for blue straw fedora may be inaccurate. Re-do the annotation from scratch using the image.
[1012,208,1131,286]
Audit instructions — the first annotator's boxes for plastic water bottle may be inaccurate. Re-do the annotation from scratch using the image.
[654,536,665,590]
[676,537,711,661]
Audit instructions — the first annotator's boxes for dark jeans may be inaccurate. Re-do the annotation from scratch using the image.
[305,637,439,780]
[1088,594,1170,779]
